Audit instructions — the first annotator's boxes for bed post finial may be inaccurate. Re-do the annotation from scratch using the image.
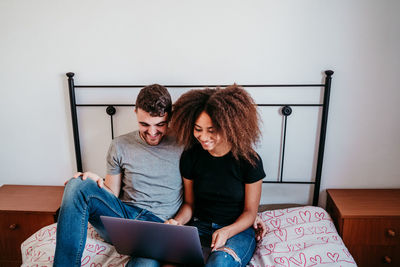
[325,70,334,77]
[66,72,75,78]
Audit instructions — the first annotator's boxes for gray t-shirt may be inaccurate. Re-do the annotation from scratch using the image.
[106,130,183,220]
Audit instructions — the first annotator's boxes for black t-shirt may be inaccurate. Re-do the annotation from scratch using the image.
[180,144,266,225]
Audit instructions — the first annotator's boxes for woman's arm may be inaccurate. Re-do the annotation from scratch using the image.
[211,180,262,250]
[165,177,194,225]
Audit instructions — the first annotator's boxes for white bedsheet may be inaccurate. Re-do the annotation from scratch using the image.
[21,206,356,267]
[248,206,356,267]
[21,223,129,266]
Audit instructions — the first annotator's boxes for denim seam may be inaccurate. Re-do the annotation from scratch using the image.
[89,195,125,218]
[75,200,88,266]
[134,209,145,219]
[239,236,256,266]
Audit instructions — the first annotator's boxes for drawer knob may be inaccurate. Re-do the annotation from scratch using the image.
[383,256,392,264]
[9,223,18,230]
[387,229,396,237]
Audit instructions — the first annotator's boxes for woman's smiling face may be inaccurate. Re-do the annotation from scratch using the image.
[193,111,230,156]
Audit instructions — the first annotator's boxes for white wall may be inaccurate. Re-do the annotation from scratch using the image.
[1,0,399,206]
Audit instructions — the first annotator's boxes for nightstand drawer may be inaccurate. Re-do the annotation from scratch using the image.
[0,185,64,266]
[342,218,400,245]
[0,212,56,261]
[348,245,400,267]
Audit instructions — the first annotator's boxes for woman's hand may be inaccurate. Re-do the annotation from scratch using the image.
[253,215,267,241]
[211,227,231,251]
[65,171,104,188]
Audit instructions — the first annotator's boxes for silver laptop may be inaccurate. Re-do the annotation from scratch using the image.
[100,216,207,265]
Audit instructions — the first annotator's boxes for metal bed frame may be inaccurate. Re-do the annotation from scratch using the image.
[67,70,334,206]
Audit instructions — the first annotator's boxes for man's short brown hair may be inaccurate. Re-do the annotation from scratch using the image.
[136,84,172,117]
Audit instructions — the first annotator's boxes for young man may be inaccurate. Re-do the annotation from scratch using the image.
[54,84,183,267]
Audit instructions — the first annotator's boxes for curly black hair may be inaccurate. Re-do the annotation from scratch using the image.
[171,84,261,165]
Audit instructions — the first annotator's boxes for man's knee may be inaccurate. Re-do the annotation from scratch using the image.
[64,178,97,200]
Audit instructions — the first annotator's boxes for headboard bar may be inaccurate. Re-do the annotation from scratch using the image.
[74,103,324,107]
[67,72,83,172]
[312,70,334,205]
[75,84,324,88]
[66,70,334,206]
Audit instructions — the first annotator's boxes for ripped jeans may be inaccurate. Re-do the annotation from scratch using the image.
[190,218,256,267]
[54,178,163,267]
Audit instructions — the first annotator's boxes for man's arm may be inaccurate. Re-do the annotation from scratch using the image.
[165,178,194,225]
[104,173,122,197]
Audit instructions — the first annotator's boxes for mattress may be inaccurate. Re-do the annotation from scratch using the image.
[21,206,356,266]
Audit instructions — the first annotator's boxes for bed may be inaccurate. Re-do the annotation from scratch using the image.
[22,205,356,266]
[21,70,357,266]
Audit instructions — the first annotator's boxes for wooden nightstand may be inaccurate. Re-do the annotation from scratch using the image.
[326,189,400,267]
[0,184,64,267]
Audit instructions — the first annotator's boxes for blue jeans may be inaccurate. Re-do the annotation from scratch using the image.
[190,218,256,267]
[54,178,163,267]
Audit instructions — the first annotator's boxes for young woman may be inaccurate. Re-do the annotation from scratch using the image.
[167,85,265,267]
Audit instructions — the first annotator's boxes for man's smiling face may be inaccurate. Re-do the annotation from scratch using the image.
[136,108,169,146]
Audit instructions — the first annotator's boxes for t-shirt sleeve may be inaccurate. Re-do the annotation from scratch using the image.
[179,148,195,180]
[106,140,122,175]
[243,153,266,183]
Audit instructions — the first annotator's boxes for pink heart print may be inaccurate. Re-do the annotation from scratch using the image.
[274,228,288,241]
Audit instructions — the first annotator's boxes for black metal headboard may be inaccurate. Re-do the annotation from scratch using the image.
[67,70,334,205]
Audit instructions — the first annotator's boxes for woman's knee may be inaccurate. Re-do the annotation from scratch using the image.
[206,249,242,267]
[206,233,256,267]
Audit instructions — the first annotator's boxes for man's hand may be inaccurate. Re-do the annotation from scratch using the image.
[164,218,181,225]
[64,171,104,188]
[253,215,267,241]
[211,227,230,251]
